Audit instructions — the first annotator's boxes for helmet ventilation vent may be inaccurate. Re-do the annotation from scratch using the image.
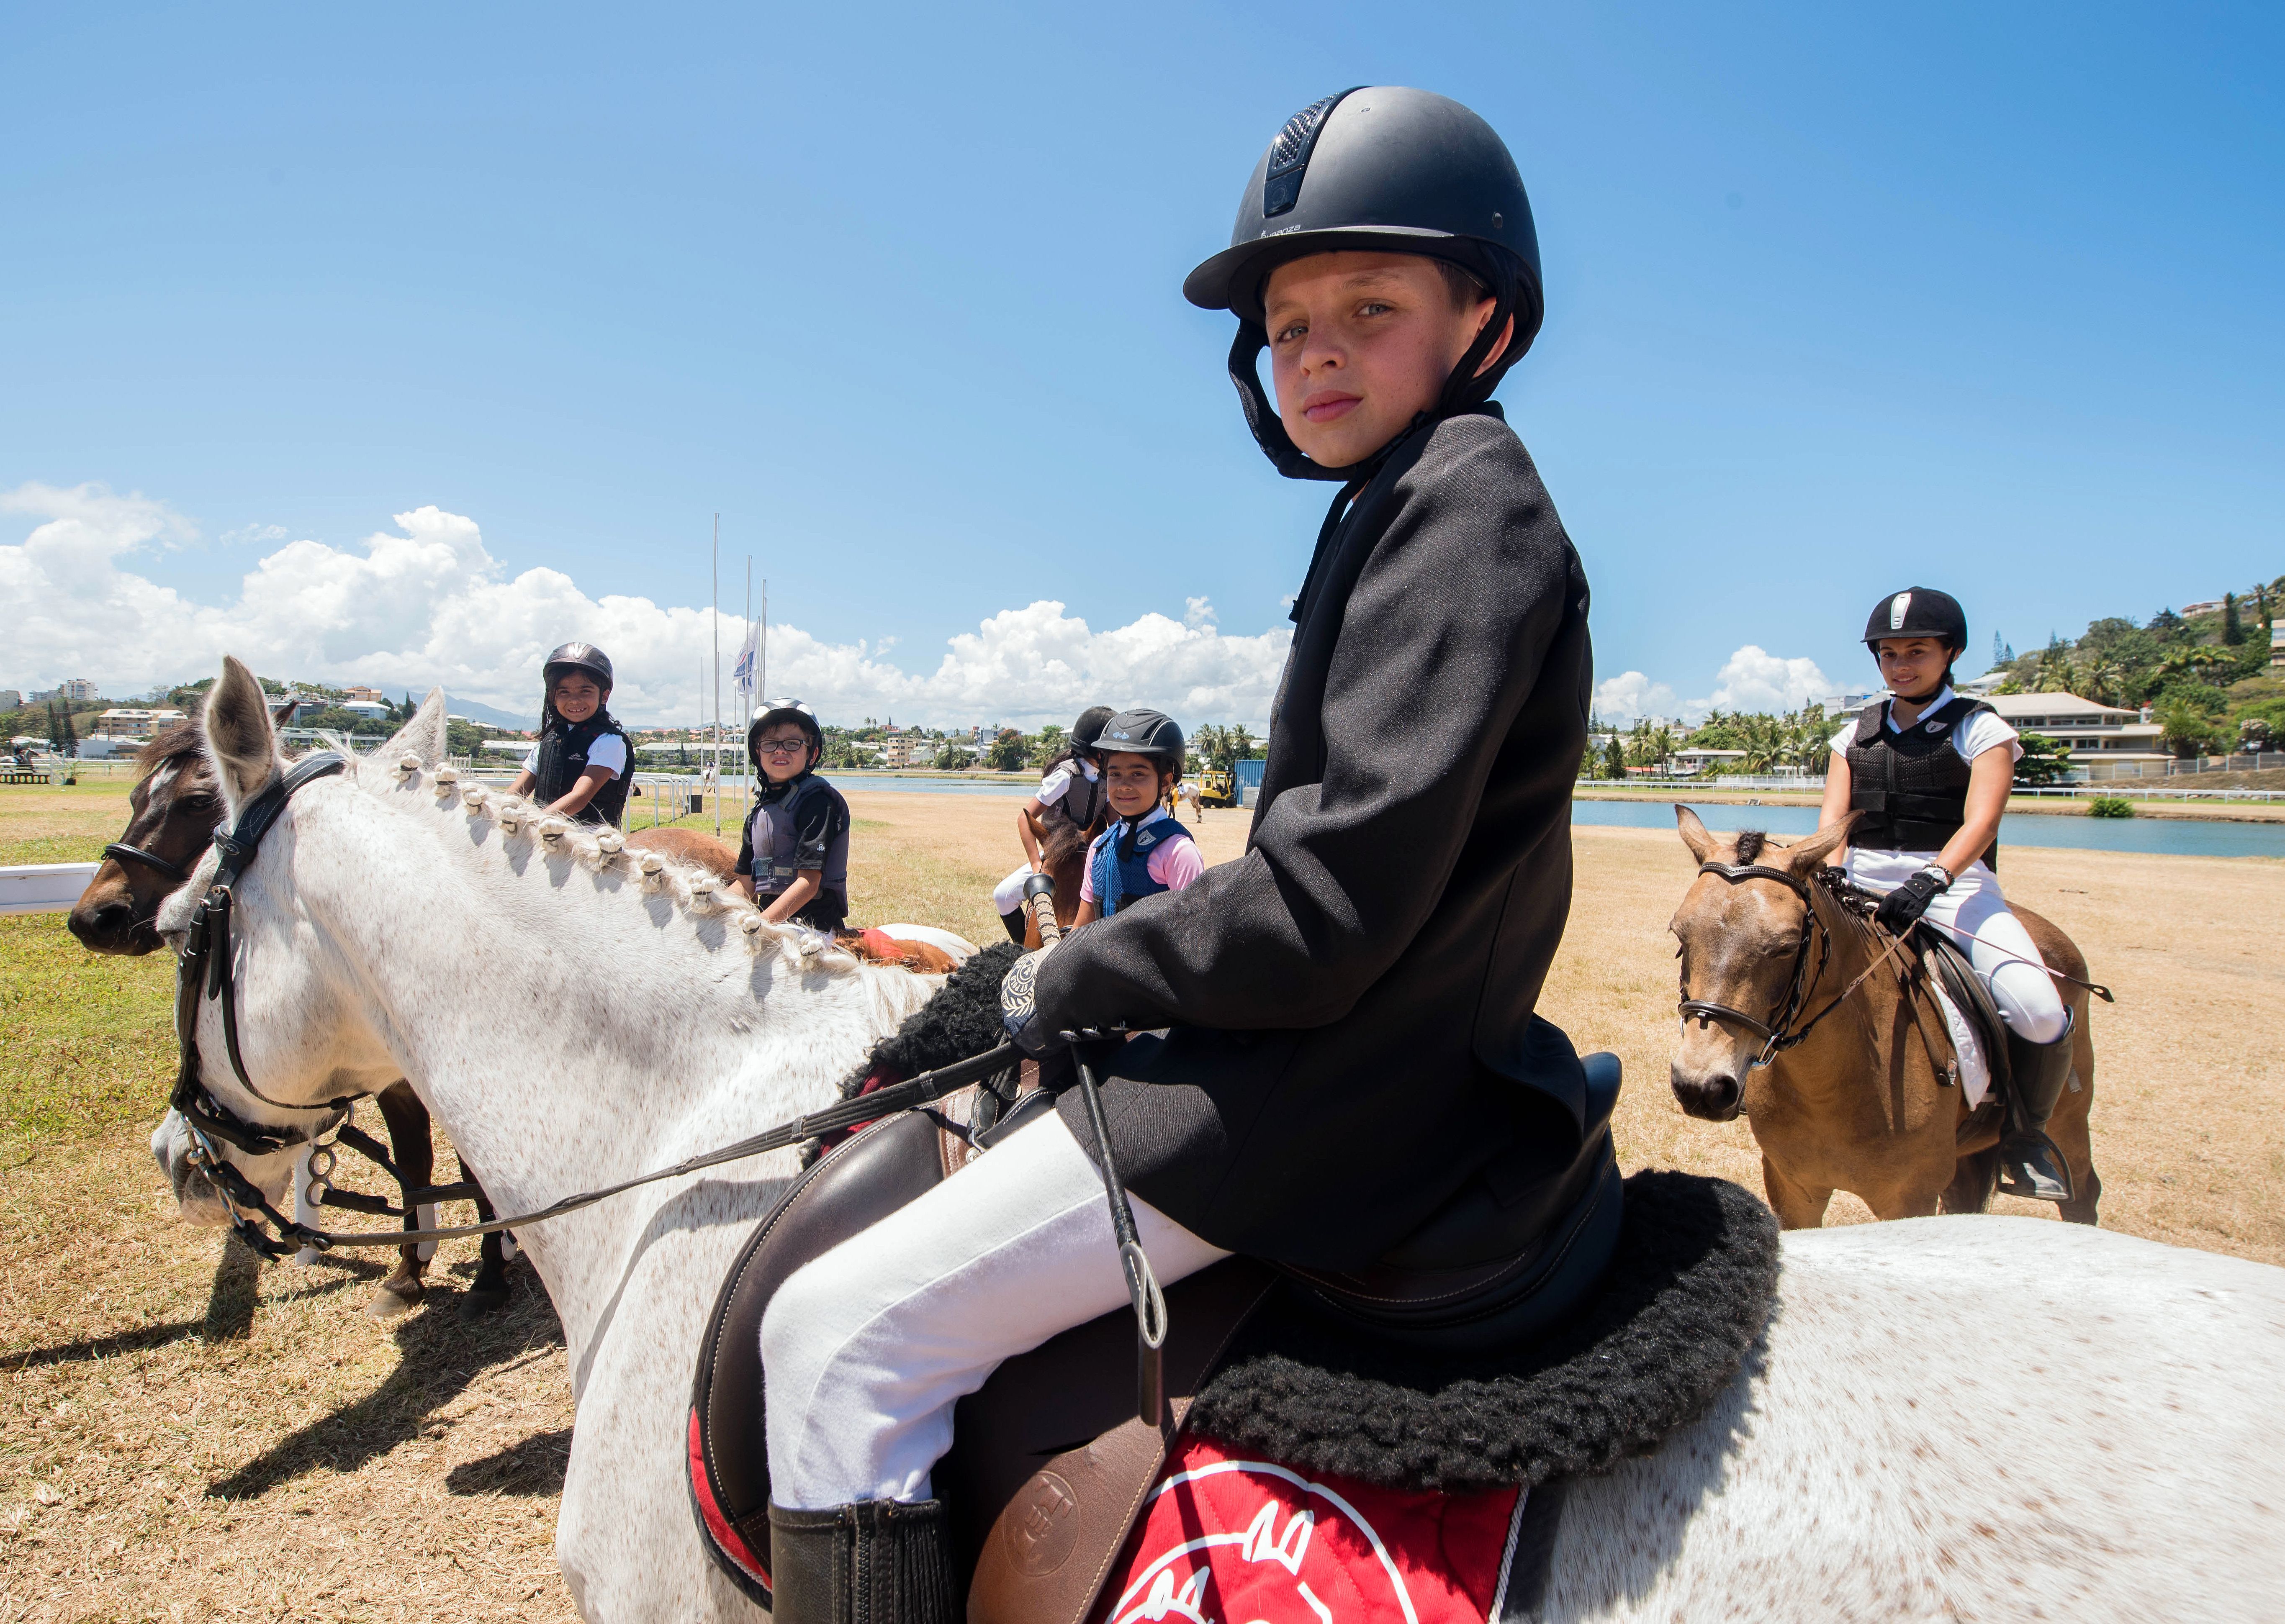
[1262,88,1359,218]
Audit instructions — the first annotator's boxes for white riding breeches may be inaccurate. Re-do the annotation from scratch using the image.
[759,1109,1229,1510]
[991,864,1034,918]
[1845,851,2069,1044]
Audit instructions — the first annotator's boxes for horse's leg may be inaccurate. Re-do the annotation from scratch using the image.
[1761,1153,1833,1229]
[2051,1003,2101,1226]
[369,1082,434,1320]
[1940,1145,2001,1215]
[460,1160,513,1319]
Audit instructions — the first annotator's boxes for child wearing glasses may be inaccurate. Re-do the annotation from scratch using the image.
[736,699,851,930]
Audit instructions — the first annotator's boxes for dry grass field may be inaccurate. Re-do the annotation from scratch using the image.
[2,778,2279,1621]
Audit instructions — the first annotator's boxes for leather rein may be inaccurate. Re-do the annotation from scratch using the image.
[167,753,1020,1262]
[1676,862,1916,1071]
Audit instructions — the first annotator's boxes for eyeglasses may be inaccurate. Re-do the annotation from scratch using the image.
[755,739,807,758]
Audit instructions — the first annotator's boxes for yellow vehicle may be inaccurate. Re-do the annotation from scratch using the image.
[1191,767,1239,809]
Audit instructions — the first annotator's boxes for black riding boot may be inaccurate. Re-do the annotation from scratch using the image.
[768,1499,958,1624]
[998,908,1026,944]
[1997,1011,2076,1203]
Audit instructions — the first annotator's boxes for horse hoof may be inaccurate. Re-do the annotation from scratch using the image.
[365,1279,420,1324]
[460,1285,511,1320]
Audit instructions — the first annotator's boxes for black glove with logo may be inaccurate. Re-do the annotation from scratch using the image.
[1000,942,1063,1056]
[1874,865,1951,934]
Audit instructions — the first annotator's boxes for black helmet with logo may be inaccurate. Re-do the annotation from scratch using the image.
[1095,708,1185,763]
[1862,589,1968,654]
[1070,706,1115,752]
[1185,87,1543,482]
[748,698,823,769]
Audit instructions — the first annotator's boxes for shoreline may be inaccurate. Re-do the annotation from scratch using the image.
[1570,785,2285,824]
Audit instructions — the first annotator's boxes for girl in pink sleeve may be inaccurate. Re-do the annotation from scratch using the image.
[1073,708,1201,926]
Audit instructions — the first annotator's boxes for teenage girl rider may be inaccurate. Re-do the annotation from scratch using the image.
[1820,587,2075,1203]
[508,642,632,827]
[1073,708,1203,926]
[737,698,853,930]
[990,705,1113,942]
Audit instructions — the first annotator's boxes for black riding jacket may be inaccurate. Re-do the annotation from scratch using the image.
[532,713,632,827]
[1031,405,1594,1269]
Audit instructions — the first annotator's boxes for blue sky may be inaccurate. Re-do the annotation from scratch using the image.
[4,2,2279,726]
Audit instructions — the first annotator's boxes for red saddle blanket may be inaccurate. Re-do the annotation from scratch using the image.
[1095,1437,1522,1624]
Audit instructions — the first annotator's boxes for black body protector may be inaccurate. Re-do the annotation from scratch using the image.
[532,713,632,827]
[1039,759,1106,837]
[1844,695,1998,867]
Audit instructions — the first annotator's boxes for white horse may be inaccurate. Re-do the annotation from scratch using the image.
[157,658,2285,1622]
[153,659,942,1619]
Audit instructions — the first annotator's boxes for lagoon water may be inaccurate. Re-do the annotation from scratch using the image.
[1573,797,2285,859]
[822,774,2285,859]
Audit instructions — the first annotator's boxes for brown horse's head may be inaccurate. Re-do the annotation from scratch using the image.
[1666,806,1854,1121]
[67,719,224,955]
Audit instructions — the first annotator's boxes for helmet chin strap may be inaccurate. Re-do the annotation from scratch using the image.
[1226,261,1524,484]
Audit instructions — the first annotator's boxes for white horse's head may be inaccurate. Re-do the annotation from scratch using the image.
[148,656,449,1222]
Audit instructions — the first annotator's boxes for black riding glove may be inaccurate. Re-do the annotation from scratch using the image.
[1000,942,1064,1056]
[1875,865,1951,934]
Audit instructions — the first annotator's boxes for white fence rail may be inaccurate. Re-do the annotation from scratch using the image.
[0,862,100,914]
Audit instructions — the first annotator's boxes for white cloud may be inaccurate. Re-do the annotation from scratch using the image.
[1688,645,1833,716]
[1593,671,1678,725]
[0,485,1289,729]
[221,522,290,546]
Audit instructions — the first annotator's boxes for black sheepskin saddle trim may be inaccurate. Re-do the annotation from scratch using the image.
[1184,1170,1779,1493]
[838,941,1020,1100]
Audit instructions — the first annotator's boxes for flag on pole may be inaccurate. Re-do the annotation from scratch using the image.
[733,622,760,702]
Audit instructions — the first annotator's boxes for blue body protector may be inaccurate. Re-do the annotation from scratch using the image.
[1088,813,1195,918]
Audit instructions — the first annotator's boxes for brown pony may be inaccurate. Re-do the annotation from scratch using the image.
[1666,808,2100,1228]
[71,719,515,1318]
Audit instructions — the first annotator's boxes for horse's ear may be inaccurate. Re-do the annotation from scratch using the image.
[1674,805,1718,865]
[1782,811,1858,877]
[376,688,449,770]
[203,656,280,814]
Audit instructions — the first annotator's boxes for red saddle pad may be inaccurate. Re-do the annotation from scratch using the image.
[1095,1437,1522,1624]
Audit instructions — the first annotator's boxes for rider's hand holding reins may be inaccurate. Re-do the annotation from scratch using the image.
[1874,863,1951,934]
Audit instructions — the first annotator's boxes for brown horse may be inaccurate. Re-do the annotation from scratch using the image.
[71,720,514,1317]
[1666,808,2100,1229]
[1018,810,1093,948]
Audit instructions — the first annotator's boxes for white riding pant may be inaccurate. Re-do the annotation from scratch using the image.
[991,864,1035,918]
[760,1109,1229,1509]
[1846,851,2069,1044]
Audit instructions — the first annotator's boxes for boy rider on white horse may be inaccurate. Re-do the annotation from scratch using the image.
[759,88,1594,1623]
[509,642,632,827]
[1819,588,2076,1202]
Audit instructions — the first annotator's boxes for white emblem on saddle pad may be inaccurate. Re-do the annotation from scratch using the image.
[1889,591,1912,630]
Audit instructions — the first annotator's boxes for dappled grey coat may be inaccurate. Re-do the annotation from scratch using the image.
[1033,403,1594,1269]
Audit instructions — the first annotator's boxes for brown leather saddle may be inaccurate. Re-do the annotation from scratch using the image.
[688,1026,1623,1622]
[1913,924,2013,1133]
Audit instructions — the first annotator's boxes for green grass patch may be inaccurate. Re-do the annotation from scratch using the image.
[0,914,177,1157]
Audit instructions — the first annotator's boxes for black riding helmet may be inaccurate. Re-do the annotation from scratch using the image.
[1096,708,1184,765]
[748,698,823,771]
[1863,589,1968,654]
[1185,87,1544,482]
[1070,705,1115,754]
[540,641,614,731]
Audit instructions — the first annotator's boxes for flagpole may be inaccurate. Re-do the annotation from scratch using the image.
[712,515,722,839]
[743,554,753,825]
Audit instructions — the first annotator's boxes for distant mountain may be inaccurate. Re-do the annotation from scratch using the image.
[446,695,537,731]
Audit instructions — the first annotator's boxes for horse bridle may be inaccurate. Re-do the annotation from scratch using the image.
[169,753,356,1169]
[1675,862,1837,1071]
[103,841,191,883]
